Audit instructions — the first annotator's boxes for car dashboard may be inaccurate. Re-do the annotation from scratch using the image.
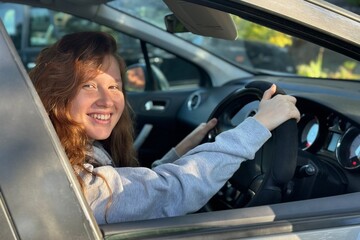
[292,95,360,200]
[177,76,360,203]
[297,97,360,171]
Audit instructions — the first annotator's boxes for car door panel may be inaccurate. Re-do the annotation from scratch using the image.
[128,90,195,167]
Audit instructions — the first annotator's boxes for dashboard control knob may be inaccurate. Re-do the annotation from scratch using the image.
[299,164,316,176]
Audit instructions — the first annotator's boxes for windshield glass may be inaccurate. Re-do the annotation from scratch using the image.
[108,0,360,81]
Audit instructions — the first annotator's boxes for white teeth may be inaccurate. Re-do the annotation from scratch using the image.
[90,114,110,120]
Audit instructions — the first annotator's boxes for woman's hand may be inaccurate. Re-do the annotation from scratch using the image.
[254,84,300,131]
[175,118,218,156]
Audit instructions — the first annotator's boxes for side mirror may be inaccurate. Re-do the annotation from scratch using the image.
[126,66,146,91]
[126,63,169,92]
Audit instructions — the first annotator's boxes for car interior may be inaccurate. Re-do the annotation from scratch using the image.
[0,0,360,239]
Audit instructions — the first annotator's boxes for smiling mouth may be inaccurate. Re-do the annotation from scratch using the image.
[88,113,111,121]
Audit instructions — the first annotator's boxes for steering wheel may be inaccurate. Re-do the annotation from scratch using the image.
[205,81,298,209]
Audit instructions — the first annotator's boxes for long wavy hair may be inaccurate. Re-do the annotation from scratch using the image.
[29,31,139,184]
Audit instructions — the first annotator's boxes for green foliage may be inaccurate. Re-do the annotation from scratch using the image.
[232,16,359,80]
[232,16,292,47]
[297,48,360,79]
[297,48,327,78]
[330,61,360,79]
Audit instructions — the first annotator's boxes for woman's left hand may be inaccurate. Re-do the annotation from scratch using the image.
[175,118,218,156]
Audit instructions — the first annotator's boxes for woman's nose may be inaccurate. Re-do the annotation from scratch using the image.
[96,89,114,107]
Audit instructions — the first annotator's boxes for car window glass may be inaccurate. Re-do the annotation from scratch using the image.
[0,2,202,92]
[0,3,23,49]
[125,44,202,92]
[107,0,168,29]
[123,42,203,92]
[146,43,201,90]
[29,8,56,46]
[108,0,360,81]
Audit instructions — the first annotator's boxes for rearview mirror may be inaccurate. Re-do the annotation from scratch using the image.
[164,14,189,33]
[163,0,237,40]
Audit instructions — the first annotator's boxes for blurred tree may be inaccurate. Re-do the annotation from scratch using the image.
[232,17,292,48]
[297,48,360,79]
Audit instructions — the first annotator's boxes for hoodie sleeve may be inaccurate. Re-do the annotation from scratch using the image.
[82,117,271,224]
[151,147,180,168]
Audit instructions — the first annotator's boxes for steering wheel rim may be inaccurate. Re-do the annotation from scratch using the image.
[205,81,298,209]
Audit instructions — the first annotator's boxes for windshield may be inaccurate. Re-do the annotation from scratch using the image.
[108,0,360,80]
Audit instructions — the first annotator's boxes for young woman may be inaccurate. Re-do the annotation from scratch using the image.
[30,31,300,224]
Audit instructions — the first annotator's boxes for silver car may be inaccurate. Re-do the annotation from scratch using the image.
[0,0,359,239]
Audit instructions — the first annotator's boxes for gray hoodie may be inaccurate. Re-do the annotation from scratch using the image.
[81,117,271,224]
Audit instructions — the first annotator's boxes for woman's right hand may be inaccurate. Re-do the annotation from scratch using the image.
[254,84,300,131]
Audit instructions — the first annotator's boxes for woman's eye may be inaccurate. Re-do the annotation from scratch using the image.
[82,83,96,89]
[109,84,121,91]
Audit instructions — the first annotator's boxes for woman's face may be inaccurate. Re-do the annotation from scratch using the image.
[69,55,124,141]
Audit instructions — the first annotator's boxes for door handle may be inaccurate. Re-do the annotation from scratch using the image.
[144,100,167,111]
